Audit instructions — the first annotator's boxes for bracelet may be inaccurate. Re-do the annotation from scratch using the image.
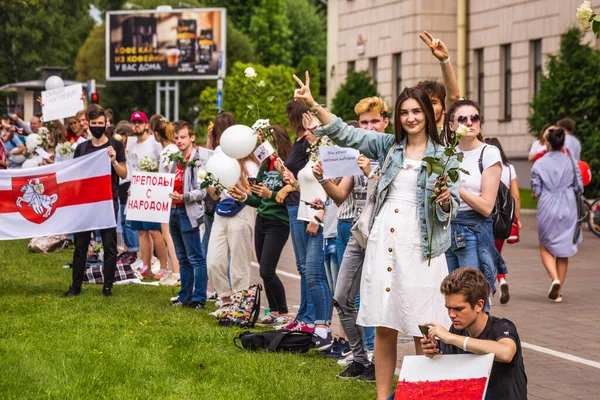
[462,336,470,351]
[367,170,376,179]
[241,193,248,202]
[318,178,328,185]
[440,56,451,65]
[310,104,322,115]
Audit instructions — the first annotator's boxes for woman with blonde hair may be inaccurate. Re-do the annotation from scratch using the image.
[153,117,181,284]
[207,111,260,305]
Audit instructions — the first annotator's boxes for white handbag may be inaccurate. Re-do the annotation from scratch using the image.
[350,144,396,249]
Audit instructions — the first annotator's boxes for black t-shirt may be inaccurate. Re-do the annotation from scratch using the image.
[119,181,130,205]
[284,135,310,206]
[74,138,126,201]
[440,315,527,400]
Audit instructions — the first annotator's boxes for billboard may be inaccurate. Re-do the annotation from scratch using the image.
[106,8,226,81]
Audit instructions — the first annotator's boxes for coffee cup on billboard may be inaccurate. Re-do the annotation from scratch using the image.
[166,47,181,68]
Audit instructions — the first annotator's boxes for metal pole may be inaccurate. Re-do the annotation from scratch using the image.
[165,81,171,122]
[174,80,179,121]
[156,81,161,116]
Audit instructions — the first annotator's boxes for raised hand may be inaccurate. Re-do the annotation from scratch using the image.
[293,71,316,107]
[419,31,449,61]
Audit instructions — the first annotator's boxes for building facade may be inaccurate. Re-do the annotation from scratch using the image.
[326,0,600,157]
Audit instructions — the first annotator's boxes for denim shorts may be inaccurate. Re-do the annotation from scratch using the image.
[130,220,162,231]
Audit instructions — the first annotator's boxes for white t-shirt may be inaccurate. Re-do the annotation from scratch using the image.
[126,135,163,172]
[528,140,545,157]
[500,163,517,187]
[298,159,327,222]
[159,143,179,173]
[457,144,502,212]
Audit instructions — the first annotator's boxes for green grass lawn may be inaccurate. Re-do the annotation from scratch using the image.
[0,240,375,400]
[519,188,538,210]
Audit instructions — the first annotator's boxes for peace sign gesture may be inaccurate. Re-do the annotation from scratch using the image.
[293,71,316,107]
[419,31,449,62]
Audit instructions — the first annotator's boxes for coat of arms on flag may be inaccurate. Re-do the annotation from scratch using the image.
[13,175,59,223]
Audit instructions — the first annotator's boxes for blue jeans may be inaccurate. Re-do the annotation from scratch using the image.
[355,292,375,351]
[201,213,213,259]
[119,204,139,252]
[305,224,333,325]
[336,219,353,264]
[287,205,315,324]
[324,237,340,294]
[170,208,207,305]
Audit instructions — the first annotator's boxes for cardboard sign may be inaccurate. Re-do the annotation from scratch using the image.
[254,141,275,164]
[41,83,85,122]
[396,354,494,400]
[319,145,363,179]
[126,172,175,223]
[196,147,214,167]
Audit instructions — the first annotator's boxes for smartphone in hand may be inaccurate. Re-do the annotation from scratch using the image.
[418,325,431,337]
[247,177,258,186]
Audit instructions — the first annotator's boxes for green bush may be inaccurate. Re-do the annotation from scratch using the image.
[331,71,379,123]
[528,28,600,197]
[198,62,296,128]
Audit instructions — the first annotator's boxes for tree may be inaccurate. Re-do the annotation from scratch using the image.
[528,28,600,197]
[249,0,292,66]
[331,71,379,122]
[203,0,261,35]
[198,62,296,128]
[296,55,320,99]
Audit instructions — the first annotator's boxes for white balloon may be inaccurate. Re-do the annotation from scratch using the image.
[220,124,257,159]
[206,152,241,188]
[12,154,26,164]
[45,75,65,91]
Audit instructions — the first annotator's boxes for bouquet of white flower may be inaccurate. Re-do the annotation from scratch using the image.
[577,1,600,36]
[160,146,180,169]
[138,156,159,172]
[56,142,75,159]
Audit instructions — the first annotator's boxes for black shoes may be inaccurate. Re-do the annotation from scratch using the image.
[338,361,367,379]
[186,302,205,309]
[356,363,376,382]
[102,286,112,297]
[61,286,81,297]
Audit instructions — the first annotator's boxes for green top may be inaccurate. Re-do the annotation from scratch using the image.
[244,166,289,225]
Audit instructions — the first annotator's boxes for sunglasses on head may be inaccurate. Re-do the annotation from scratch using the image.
[456,114,481,124]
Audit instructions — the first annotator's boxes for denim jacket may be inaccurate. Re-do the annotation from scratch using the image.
[169,148,207,229]
[315,116,460,259]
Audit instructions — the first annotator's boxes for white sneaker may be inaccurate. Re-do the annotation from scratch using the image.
[367,350,374,363]
[338,353,354,367]
[130,259,143,270]
[170,296,179,302]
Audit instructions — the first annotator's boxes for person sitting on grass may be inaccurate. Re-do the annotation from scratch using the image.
[420,268,527,400]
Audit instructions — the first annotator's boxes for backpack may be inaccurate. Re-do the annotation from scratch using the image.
[234,330,314,353]
[28,235,71,253]
[213,284,262,328]
[478,145,515,240]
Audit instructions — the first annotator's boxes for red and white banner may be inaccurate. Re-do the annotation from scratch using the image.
[0,151,115,240]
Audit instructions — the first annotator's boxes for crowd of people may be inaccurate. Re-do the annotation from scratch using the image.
[4,31,591,400]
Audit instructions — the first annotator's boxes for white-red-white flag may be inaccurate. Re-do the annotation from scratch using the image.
[0,151,115,240]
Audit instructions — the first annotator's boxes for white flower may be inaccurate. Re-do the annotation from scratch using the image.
[26,133,42,153]
[197,169,208,180]
[56,142,75,158]
[138,156,159,172]
[244,66,257,79]
[258,80,265,87]
[251,119,270,131]
[577,0,594,30]
[455,124,469,138]
[113,133,122,142]
[160,147,180,166]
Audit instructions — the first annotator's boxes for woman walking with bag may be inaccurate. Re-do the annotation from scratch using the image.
[531,128,583,303]
[293,72,458,400]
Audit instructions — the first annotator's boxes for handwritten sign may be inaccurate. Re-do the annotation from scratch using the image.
[41,83,85,122]
[319,145,363,179]
[254,141,275,164]
[126,172,175,223]
[196,147,214,168]
[396,354,494,400]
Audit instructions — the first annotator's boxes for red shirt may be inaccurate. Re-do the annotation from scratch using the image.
[172,154,190,204]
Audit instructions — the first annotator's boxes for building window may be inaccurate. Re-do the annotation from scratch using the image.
[501,44,512,121]
[369,57,378,86]
[393,53,402,100]
[475,49,484,109]
[532,39,542,94]
[347,61,355,74]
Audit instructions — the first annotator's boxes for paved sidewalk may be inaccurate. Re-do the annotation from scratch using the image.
[248,214,600,399]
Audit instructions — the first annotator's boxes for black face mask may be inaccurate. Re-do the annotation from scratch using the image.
[90,126,106,139]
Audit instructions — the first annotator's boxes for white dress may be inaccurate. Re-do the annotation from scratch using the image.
[356,159,451,336]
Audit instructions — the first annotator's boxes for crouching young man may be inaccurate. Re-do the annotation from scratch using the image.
[62,104,127,297]
[168,121,208,309]
[420,268,527,399]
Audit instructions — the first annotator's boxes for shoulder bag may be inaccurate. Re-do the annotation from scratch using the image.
[568,156,588,244]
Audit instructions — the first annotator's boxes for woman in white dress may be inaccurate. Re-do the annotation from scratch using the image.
[293,72,458,400]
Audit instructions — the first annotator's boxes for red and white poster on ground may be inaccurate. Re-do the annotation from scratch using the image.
[0,151,116,240]
[395,353,494,400]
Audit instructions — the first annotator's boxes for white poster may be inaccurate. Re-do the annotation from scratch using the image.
[126,172,175,223]
[254,141,275,164]
[41,83,85,122]
[319,145,363,179]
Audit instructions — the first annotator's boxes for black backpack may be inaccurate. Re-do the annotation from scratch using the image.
[234,330,314,353]
[478,145,515,240]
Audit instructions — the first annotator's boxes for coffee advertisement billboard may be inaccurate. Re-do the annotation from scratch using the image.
[106,8,226,80]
